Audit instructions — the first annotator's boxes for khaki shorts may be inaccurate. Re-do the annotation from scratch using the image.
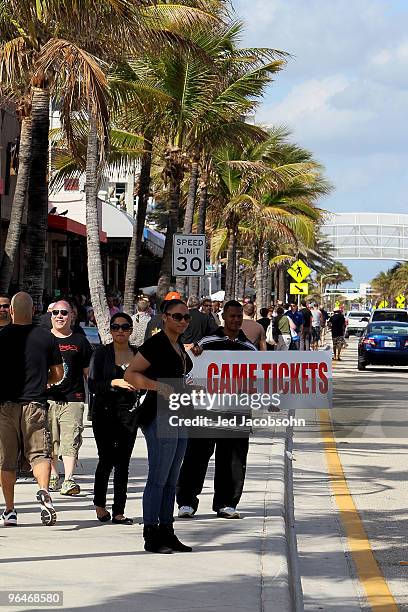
[48,401,84,459]
[0,402,51,472]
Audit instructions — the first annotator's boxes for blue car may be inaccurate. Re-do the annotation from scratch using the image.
[358,321,408,370]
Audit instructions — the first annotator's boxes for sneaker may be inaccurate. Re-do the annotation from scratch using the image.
[178,506,196,518]
[49,474,61,492]
[2,508,17,526]
[217,507,240,519]
[60,478,80,496]
[36,489,57,526]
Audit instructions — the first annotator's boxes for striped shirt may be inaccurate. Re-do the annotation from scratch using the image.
[198,327,257,352]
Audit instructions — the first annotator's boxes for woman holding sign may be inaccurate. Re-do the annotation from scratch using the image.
[125,299,193,554]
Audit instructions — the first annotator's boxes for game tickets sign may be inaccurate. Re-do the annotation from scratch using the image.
[188,351,332,411]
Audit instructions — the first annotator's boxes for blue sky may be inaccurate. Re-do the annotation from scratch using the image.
[233,0,408,283]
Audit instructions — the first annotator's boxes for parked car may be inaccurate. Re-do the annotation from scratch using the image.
[370,308,408,323]
[345,310,371,338]
[358,321,408,369]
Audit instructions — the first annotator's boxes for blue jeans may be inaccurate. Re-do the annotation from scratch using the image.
[142,415,187,525]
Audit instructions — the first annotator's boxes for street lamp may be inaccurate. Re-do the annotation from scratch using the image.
[320,273,340,303]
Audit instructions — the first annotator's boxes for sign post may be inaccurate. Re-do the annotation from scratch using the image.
[172,234,206,277]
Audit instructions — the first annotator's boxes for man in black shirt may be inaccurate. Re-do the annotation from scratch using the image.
[0,294,11,331]
[177,300,256,520]
[181,295,218,348]
[329,308,346,360]
[300,300,312,350]
[48,300,93,496]
[0,292,63,527]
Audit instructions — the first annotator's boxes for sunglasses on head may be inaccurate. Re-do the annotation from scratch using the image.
[166,313,191,322]
[110,323,132,331]
[52,309,69,316]
[0,304,10,309]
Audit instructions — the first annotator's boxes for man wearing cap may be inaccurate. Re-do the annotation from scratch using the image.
[328,307,346,360]
[144,292,181,341]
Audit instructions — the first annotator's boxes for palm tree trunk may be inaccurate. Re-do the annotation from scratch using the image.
[278,264,286,303]
[190,177,207,298]
[85,117,110,343]
[273,266,279,304]
[22,88,49,313]
[225,228,237,301]
[157,149,184,301]
[176,149,200,295]
[255,249,263,314]
[123,137,152,314]
[261,244,269,310]
[0,116,32,293]
[234,249,241,300]
[267,264,273,306]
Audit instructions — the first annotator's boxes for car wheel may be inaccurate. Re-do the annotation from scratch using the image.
[357,360,367,371]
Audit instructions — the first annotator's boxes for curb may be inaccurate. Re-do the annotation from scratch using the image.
[260,431,292,612]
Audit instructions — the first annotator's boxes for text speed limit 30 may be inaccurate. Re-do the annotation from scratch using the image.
[172,234,206,277]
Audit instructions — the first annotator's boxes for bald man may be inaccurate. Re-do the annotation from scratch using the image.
[0,292,63,526]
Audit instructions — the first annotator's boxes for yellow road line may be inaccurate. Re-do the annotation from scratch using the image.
[319,408,398,611]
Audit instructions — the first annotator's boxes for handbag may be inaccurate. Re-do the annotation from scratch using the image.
[266,322,277,346]
[118,390,147,435]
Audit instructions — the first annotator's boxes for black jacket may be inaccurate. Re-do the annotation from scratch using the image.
[88,343,137,416]
[182,308,218,344]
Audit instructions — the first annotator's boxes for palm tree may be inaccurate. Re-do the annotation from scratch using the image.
[208,129,330,303]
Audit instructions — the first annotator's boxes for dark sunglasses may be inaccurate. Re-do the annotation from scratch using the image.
[0,304,10,309]
[110,323,132,331]
[166,313,191,322]
[52,309,69,316]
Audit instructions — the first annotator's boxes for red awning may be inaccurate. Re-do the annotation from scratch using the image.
[48,215,107,243]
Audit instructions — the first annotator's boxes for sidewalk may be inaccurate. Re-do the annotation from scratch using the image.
[4,425,291,611]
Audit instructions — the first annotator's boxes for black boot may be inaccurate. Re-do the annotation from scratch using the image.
[143,525,173,554]
[159,524,192,552]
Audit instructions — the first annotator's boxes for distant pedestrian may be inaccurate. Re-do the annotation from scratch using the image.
[241,303,267,350]
[182,295,218,349]
[311,304,323,350]
[286,303,304,350]
[257,307,271,334]
[88,313,138,525]
[48,301,93,496]
[272,306,296,350]
[0,292,63,527]
[211,300,222,326]
[144,291,181,341]
[125,299,193,553]
[299,300,312,350]
[130,299,151,347]
[0,294,11,331]
[328,308,346,360]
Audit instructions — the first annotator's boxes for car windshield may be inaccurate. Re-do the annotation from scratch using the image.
[368,324,408,335]
[348,312,370,318]
[371,311,408,322]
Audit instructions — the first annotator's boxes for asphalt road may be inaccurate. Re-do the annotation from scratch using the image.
[293,337,408,610]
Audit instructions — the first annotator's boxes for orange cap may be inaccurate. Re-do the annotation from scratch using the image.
[164,291,181,301]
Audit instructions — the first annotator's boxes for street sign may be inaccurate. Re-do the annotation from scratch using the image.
[290,282,309,295]
[287,259,311,283]
[378,300,389,309]
[335,301,341,309]
[395,294,406,309]
[205,264,217,275]
[172,234,206,277]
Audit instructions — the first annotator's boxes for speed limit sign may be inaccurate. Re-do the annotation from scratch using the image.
[172,234,206,277]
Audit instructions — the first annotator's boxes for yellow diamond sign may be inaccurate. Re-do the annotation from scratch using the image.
[290,282,309,296]
[378,300,389,309]
[287,259,312,283]
[395,294,405,308]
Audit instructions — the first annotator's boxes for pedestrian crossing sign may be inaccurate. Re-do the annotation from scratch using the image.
[287,259,312,283]
[290,282,309,295]
[378,300,389,308]
[395,294,406,308]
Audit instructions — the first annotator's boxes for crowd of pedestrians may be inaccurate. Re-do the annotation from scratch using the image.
[0,288,343,554]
